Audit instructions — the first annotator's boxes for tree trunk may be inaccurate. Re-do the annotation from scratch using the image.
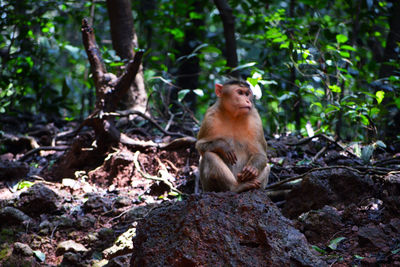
[213,0,239,78]
[175,1,206,111]
[379,0,400,78]
[378,0,400,140]
[106,0,147,113]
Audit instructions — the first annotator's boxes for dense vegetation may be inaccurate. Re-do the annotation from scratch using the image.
[1,0,399,142]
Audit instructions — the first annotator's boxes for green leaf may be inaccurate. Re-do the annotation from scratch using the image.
[311,102,323,109]
[339,51,350,58]
[178,89,190,102]
[33,250,46,262]
[359,114,369,126]
[375,90,385,104]
[354,255,364,260]
[375,140,386,149]
[312,245,327,254]
[16,181,34,190]
[328,237,346,250]
[341,45,356,51]
[329,85,341,93]
[369,107,380,116]
[392,248,400,254]
[326,45,337,51]
[193,89,204,97]
[336,34,348,44]
[395,98,400,109]
[361,145,373,164]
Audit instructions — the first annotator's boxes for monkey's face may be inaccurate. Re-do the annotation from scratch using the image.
[222,85,253,117]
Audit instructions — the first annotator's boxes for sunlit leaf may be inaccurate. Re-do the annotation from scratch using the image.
[15,181,34,191]
[33,250,46,262]
[375,140,386,149]
[231,62,256,72]
[328,237,346,250]
[341,45,356,51]
[178,89,190,102]
[193,89,204,97]
[375,90,385,104]
[336,34,348,44]
[329,85,341,93]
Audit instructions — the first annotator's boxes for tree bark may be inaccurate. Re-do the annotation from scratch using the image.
[106,0,147,113]
[80,19,143,149]
[379,0,400,78]
[213,0,239,78]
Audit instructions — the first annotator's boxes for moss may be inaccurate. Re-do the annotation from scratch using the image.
[0,228,15,243]
[0,245,12,261]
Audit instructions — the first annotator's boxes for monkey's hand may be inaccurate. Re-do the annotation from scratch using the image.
[213,147,237,165]
[237,165,259,182]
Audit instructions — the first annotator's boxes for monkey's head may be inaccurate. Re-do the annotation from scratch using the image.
[215,80,254,117]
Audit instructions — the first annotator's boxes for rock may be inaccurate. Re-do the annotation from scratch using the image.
[114,196,132,207]
[283,168,375,218]
[17,183,60,216]
[83,194,112,213]
[123,205,156,222]
[54,215,75,228]
[60,252,82,266]
[131,190,326,266]
[358,224,390,252]
[13,242,33,256]
[298,205,344,243]
[105,255,131,267]
[103,227,135,260]
[76,213,96,229]
[0,206,32,225]
[0,160,29,181]
[56,240,88,256]
[389,218,400,233]
[382,173,400,215]
[96,228,115,249]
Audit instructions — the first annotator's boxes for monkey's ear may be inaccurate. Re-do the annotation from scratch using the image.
[215,83,223,97]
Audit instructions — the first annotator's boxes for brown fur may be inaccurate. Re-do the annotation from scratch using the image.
[196,82,270,193]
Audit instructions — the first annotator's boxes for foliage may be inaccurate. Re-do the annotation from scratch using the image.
[1,0,399,142]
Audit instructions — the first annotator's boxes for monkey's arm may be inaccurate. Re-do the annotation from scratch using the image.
[196,138,237,165]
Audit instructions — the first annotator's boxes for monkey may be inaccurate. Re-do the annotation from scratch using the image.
[196,80,270,193]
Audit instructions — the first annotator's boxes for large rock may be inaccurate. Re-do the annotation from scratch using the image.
[17,183,60,216]
[283,168,375,218]
[0,160,29,181]
[131,190,325,266]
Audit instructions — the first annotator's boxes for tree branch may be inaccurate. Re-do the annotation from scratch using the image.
[81,18,107,94]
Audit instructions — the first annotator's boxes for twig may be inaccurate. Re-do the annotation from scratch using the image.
[133,151,184,195]
[111,110,188,137]
[21,146,69,161]
[311,145,328,163]
[163,159,180,173]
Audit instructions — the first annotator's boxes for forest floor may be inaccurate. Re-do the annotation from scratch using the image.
[0,116,400,266]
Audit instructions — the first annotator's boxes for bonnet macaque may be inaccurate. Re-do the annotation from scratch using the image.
[196,80,270,192]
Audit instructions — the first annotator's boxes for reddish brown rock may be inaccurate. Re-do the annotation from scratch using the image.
[283,168,375,218]
[131,190,325,266]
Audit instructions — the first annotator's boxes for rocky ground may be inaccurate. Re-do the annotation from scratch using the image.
[0,120,400,266]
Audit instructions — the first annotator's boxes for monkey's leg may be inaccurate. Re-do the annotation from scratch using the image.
[199,151,239,192]
[257,163,271,189]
